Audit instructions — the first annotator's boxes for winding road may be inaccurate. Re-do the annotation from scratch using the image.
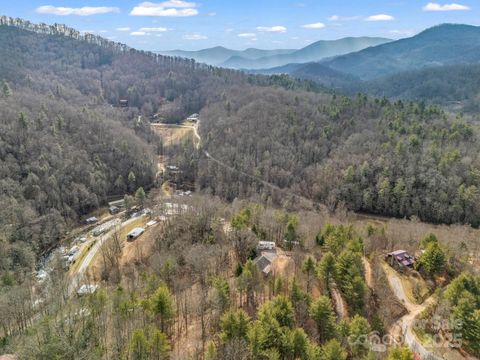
[384,264,446,360]
[193,121,322,209]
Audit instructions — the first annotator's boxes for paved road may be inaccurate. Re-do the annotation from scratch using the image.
[68,216,141,295]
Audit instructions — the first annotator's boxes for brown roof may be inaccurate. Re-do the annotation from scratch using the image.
[387,250,415,266]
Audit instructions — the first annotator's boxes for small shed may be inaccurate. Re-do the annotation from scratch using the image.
[386,250,415,271]
[119,99,129,108]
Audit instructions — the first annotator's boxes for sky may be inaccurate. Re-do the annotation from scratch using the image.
[2,0,480,50]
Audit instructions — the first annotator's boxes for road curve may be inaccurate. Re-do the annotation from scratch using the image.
[384,264,444,360]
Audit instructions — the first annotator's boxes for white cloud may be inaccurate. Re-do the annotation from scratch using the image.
[328,15,361,21]
[238,33,256,38]
[183,33,208,40]
[116,27,131,31]
[423,2,470,11]
[139,27,169,32]
[365,14,395,21]
[256,26,287,33]
[302,22,326,29]
[36,5,120,16]
[131,31,148,36]
[207,12,216,16]
[98,30,108,33]
[130,1,198,17]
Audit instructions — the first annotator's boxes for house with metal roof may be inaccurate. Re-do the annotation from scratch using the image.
[386,250,415,271]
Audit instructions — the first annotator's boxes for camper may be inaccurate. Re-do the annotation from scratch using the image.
[127,227,145,241]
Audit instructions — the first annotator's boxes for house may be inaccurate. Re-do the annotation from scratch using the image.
[119,99,128,107]
[77,284,98,296]
[127,227,145,241]
[108,199,125,209]
[187,113,199,122]
[386,250,415,271]
[254,252,277,276]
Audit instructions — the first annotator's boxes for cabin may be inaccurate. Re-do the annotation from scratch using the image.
[254,252,277,276]
[386,250,415,271]
[257,241,276,251]
[127,227,145,241]
[187,113,199,122]
[119,99,129,108]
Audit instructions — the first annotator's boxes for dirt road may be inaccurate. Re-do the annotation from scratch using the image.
[363,257,373,289]
[329,281,348,320]
[384,264,445,360]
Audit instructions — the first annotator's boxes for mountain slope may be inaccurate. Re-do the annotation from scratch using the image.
[323,24,480,80]
[222,37,391,69]
[159,46,296,65]
[353,64,480,111]
[254,62,359,88]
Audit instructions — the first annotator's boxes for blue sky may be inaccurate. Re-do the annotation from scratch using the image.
[2,0,479,50]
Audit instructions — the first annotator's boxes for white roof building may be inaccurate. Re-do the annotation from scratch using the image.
[77,284,98,296]
[127,227,145,240]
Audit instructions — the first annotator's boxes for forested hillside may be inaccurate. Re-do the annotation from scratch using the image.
[199,87,480,226]
[353,64,480,111]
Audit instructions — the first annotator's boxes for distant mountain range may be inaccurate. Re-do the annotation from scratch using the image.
[159,46,297,66]
[222,37,391,69]
[248,23,480,110]
[321,24,480,80]
[160,37,391,69]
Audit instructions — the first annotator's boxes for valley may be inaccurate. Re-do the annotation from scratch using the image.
[0,11,480,360]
